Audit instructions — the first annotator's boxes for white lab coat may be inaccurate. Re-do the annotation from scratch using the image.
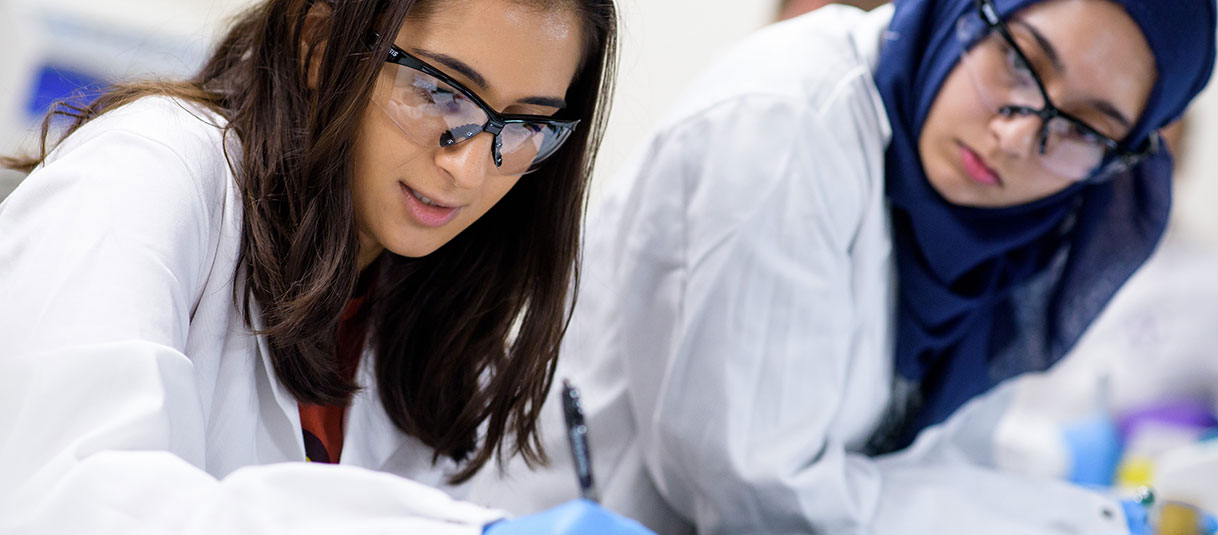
[470,5,1131,534]
[0,97,505,533]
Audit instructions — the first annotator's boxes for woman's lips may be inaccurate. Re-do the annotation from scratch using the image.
[959,144,1003,187]
[400,182,460,227]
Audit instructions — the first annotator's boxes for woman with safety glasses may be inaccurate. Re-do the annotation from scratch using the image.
[473,0,1216,533]
[0,0,653,533]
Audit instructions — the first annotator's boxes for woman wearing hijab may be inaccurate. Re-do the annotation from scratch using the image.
[471,0,1217,533]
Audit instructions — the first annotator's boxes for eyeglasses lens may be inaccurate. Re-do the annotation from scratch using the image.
[376,65,570,175]
[955,12,1109,180]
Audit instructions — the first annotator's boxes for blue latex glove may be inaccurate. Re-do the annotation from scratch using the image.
[1202,512,1217,535]
[1121,499,1150,535]
[483,499,655,535]
[1062,412,1122,487]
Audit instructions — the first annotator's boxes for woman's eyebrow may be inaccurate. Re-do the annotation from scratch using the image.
[1011,19,1064,73]
[519,96,568,109]
[1089,100,1132,130]
[1011,19,1133,130]
[412,48,567,110]
[414,49,488,89]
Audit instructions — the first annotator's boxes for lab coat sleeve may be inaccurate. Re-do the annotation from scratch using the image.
[0,123,502,533]
[604,95,1131,535]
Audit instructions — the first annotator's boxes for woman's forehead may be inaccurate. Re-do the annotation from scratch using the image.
[1013,0,1156,125]
[394,0,584,111]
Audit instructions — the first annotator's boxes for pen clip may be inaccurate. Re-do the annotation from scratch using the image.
[562,379,599,502]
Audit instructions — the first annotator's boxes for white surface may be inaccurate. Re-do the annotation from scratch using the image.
[1155,440,1218,511]
[0,97,502,534]
[1173,69,1218,247]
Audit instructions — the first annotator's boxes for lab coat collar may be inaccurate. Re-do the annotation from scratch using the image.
[341,347,468,491]
[851,3,894,73]
[249,298,307,461]
[340,347,409,470]
[249,299,418,473]
[244,279,455,485]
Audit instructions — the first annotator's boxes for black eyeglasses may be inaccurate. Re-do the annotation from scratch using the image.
[375,44,580,176]
[962,0,1158,182]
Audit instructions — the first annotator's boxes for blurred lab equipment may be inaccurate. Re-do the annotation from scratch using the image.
[0,0,250,155]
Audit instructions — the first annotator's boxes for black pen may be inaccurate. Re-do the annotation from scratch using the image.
[561,379,599,502]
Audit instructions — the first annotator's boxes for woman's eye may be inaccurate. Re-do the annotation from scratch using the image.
[1004,46,1037,85]
[1052,118,1103,145]
[412,80,461,109]
[1066,122,1103,144]
[420,87,455,105]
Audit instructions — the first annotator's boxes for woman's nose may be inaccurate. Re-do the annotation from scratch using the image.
[434,132,495,189]
[991,112,1044,161]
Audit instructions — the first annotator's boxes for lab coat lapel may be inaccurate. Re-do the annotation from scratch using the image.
[339,348,465,492]
[246,304,443,480]
[340,347,412,470]
[248,299,307,461]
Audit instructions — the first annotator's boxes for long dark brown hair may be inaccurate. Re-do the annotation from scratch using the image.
[2,0,617,483]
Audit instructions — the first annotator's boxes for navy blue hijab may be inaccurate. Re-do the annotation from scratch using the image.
[874,0,1217,445]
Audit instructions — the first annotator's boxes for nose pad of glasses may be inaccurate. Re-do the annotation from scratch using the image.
[439,123,484,148]
[492,136,504,168]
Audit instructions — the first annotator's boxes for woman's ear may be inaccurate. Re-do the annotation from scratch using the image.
[301,1,333,90]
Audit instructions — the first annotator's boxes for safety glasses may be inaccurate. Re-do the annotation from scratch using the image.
[956,0,1159,183]
[374,44,580,176]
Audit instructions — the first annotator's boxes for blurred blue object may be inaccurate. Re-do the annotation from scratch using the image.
[1203,512,1218,535]
[1121,499,1151,535]
[25,63,108,120]
[483,499,655,535]
[1063,412,1123,487]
